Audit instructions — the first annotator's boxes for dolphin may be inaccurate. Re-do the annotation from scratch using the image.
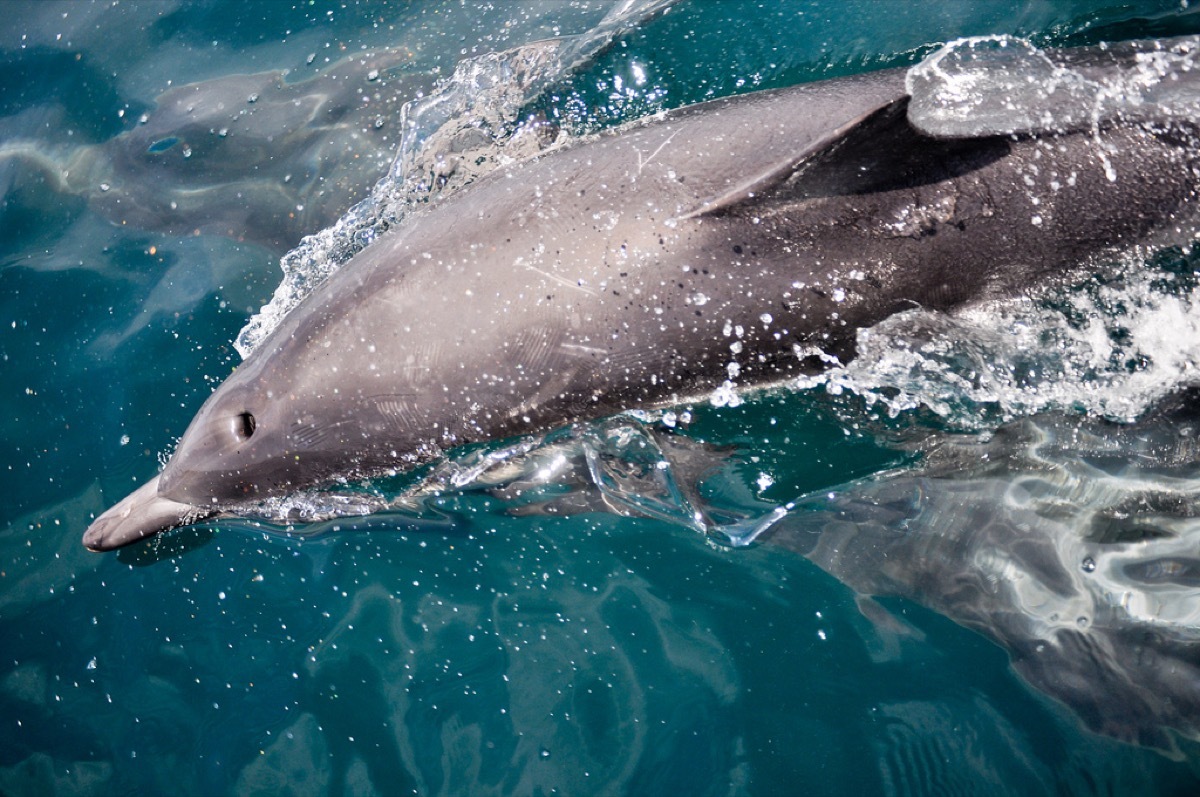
[0,48,431,252]
[84,37,1200,551]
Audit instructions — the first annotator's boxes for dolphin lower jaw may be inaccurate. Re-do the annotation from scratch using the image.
[83,475,214,552]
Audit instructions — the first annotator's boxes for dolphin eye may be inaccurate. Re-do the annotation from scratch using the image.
[233,412,256,441]
[147,136,180,153]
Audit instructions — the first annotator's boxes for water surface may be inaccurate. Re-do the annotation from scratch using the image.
[5,1,1200,794]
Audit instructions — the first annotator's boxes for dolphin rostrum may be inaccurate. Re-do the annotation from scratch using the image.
[84,37,1200,550]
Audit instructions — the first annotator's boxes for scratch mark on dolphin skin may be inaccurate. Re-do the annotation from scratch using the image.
[516,257,598,295]
[634,129,681,176]
[374,395,423,432]
[559,342,608,358]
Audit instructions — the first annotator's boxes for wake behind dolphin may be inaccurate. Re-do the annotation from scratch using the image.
[83,35,1200,552]
[764,388,1200,755]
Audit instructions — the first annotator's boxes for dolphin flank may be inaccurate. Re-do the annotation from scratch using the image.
[85,37,1200,551]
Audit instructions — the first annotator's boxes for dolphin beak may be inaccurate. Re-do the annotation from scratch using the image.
[83,475,215,552]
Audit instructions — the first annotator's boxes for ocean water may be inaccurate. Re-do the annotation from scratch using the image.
[6,1,1200,795]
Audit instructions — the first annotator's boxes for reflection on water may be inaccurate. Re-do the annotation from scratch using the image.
[768,389,1200,757]
[255,388,1200,759]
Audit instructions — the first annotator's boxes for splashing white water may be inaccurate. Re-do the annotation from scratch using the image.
[797,249,1200,427]
[907,34,1200,140]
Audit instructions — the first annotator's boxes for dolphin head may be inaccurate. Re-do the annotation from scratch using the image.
[82,377,283,551]
[157,378,308,506]
[83,363,370,550]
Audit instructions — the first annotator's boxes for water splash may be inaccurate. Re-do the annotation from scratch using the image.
[795,247,1200,428]
[225,412,789,547]
[907,34,1200,140]
[235,0,678,358]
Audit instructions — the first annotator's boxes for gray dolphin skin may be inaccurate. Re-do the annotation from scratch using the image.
[84,38,1200,551]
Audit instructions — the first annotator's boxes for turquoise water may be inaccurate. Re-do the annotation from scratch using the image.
[5,1,1200,794]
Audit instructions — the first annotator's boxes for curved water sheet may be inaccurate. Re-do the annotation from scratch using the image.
[762,390,1200,756]
[216,411,788,551]
[907,34,1200,141]
[235,0,678,357]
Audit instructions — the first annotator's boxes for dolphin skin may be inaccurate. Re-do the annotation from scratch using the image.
[84,38,1200,550]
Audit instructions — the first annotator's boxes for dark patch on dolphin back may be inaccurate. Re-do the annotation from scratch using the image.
[764,99,1012,205]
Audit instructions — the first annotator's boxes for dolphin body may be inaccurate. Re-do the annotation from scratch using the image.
[84,38,1200,551]
[1,48,429,252]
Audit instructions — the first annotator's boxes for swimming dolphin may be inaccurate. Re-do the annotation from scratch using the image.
[83,37,1200,551]
[0,48,430,252]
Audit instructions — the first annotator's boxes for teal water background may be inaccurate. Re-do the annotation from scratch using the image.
[5,1,1200,794]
